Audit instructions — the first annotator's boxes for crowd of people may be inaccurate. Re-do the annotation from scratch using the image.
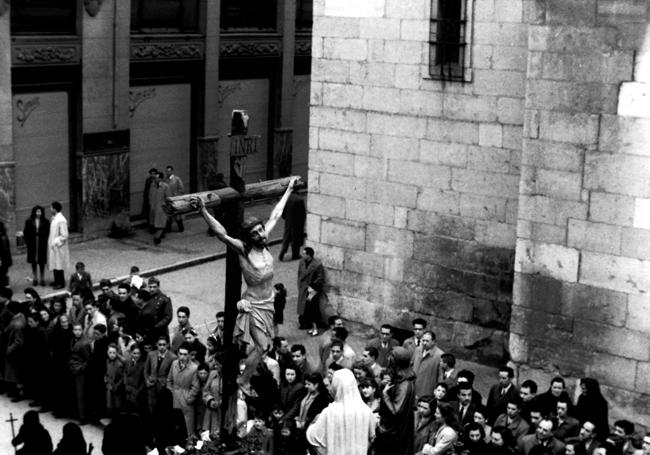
[0,181,648,455]
[2,274,650,455]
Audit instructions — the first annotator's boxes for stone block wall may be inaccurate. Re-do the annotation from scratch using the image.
[512,1,650,427]
[308,0,530,364]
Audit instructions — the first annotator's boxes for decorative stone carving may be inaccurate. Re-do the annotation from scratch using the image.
[84,0,103,17]
[12,44,80,66]
[131,42,204,61]
[220,41,281,58]
[82,151,129,222]
[129,88,156,117]
[295,39,312,56]
[216,83,241,107]
[15,97,40,128]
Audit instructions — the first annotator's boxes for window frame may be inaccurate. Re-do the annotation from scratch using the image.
[428,0,474,83]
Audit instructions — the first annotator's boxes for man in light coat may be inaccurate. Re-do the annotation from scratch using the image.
[167,342,200,436]
[411,330,444,400]
[48,201,70,289]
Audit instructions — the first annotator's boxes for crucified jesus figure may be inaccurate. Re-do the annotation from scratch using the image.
[190,176,299,394]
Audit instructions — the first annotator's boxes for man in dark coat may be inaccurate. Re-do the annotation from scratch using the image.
[69,323,91,423]
[146,277,173,339]
[487,366,519,424]
[142,168,158,225]
[144,335,177,413]
[297,247,325,332]
[278,190,306,261]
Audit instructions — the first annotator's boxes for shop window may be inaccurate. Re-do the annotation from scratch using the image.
[221,0,277,31]
[11,0,77,35]
[296,0,313,31]
[131,0,199,33]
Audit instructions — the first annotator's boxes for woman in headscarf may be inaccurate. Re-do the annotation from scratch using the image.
[575,377,609,439]
[375,346,417,455]
[53,422,87,455]
[11,410,53,455]
[306,368,377,455]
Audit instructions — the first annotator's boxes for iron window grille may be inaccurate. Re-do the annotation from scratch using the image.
[131,0,199,33]
[429,0,473,82]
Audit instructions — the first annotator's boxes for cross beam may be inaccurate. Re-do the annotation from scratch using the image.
[164,176,305,215]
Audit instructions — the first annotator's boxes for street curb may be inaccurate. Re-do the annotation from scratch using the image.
[40,237,283,301]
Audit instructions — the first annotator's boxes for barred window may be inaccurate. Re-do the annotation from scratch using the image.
[429,0,473,82]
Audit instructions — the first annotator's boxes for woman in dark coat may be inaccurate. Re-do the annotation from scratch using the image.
[0,221,12,287]
[375,347,417,455]
[575,377,609,440]
[50,314,74,418]
[53,422,87,455]
[278,365,307,426]
[23,312,52,409]
[23,205,49,286]
[12,410,53,455]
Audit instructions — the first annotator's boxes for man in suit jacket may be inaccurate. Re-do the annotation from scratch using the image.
[144,336,177,413]
[411,330,444,400]
[402,318,427,356]
[517,418,565,455]
[487,366,519,423]
[451,382,477,427]
[439,353,458,388]
[554,398,580,441]
[291,344,317,377]
[367,324,399,368]
[573,421,602,455]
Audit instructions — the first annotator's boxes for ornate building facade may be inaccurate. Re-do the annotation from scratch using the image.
[307,0,650,426]
[0,0,311,235]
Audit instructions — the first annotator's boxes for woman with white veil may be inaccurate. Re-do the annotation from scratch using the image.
[306,368,377,455]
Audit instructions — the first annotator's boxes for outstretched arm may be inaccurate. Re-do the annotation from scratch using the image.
[265,177,299,234]
[190,196,246,256]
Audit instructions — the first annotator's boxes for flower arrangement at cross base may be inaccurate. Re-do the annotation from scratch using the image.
[165,429,266,455]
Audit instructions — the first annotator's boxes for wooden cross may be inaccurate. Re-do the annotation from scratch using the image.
[6,412,17,440]
[165,174,305,435]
